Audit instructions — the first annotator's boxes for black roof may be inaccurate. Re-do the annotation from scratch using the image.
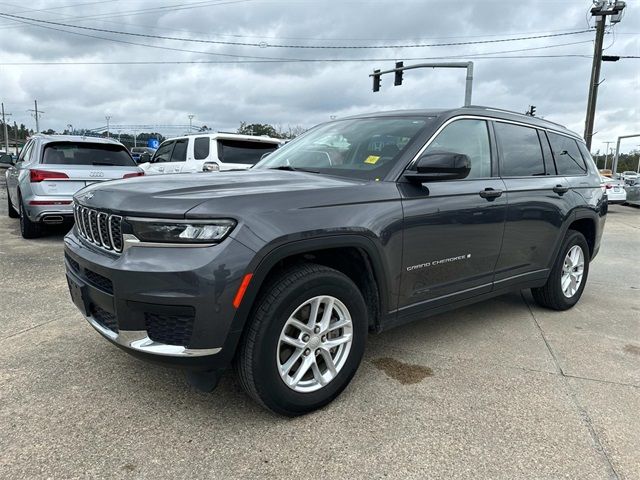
[344,106,582,140]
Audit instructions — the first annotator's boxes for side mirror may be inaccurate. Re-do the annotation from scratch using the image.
[0,154,13,168]
[139,152,151,163]
[404,152,471,183]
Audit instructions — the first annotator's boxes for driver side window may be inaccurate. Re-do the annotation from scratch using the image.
[424,119,491,178]
[152,141,174,163]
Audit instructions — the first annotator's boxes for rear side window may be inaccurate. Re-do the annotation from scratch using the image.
[548,133,587,175]
[194,137,210,160]
[494,122,545,177]
[170,139,188,162]
[42,142,135,167]
[576,142,596,172]
[218,140,279,165]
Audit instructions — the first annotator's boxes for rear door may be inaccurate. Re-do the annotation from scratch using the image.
[493,121,571,285]
[216,139,279,170]
[398,118,507,314]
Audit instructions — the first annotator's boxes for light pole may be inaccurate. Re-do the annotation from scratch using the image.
[105,115,111,138]
[188,114,195,133]
[133,130,138,148]
[67,124,73,135]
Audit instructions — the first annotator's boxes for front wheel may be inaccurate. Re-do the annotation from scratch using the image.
[531,230,590,310]
[236,263,368,416]
[7,188,19,218]
[19,196,42,239]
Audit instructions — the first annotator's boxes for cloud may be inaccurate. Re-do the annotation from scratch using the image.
[0,0,638,151]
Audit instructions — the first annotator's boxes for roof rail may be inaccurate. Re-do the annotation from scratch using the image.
[463,105,571,131]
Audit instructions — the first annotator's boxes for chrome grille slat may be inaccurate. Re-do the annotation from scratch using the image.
[75,205,123,254]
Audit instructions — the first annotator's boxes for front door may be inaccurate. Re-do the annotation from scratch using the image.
[398,118,507,316]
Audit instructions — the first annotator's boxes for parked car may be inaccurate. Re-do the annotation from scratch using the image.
[65,106,606,416]
[621,171,639,185]
[138,132,283,175]
[600,175,627,204]
[5,134,143,238]
[130,146,156,163]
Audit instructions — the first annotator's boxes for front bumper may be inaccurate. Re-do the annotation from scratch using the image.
[64,228,255,369]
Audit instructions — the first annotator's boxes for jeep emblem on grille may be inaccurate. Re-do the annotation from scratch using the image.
[84,192,94,200]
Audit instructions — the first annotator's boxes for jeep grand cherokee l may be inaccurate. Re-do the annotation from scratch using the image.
[64,107,606,416]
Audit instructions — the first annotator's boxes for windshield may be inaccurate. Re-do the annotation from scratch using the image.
[42,142,136,167]
[253,117,430,180]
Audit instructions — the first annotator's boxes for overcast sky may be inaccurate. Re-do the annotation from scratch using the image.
[0,0,638,152]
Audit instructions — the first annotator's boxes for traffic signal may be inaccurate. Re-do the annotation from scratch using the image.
[526,105,536,116]
[394,61,404,86]
[372,69,381,92]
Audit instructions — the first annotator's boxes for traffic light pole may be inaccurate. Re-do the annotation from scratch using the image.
[370,61,474,106]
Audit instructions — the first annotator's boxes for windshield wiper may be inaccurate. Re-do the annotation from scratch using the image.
[269,165,320,174]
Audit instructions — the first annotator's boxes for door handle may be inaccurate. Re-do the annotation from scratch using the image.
[553,185,569,195]
[479,188,503,199]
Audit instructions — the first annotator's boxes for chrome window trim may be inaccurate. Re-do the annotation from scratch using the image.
[404,114,586,179]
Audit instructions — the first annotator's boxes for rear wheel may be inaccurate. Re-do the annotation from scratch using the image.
[236,263,368,416]
[6,188,19,218]
[19,195,42,239]
[531,230,589,310]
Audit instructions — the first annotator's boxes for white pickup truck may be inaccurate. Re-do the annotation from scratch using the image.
[139,132,283,174]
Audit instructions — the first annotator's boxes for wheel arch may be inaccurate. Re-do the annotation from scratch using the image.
[230,235,391,351]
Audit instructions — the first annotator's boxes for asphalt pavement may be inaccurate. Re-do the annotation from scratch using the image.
[1,174,638,479]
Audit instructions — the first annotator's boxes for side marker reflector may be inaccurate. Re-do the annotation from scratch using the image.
[233,273,253,309]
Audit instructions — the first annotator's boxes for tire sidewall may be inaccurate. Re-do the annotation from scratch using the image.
[251,272,367,415]
[551,231,590,308]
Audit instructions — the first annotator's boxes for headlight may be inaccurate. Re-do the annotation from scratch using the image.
[127,218,236,244]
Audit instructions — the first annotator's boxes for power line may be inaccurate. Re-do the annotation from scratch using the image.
[0,55,601,66]
[0,12,594,49]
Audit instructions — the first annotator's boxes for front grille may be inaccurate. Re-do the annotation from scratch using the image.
[74,204,123,253]
[90,304,118,333]
[84,269,114,295]
[144,312,195,346]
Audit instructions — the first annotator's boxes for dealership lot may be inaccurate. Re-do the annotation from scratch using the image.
[1,176,638,479]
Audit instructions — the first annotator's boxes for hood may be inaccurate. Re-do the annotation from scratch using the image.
[74,169,364,218]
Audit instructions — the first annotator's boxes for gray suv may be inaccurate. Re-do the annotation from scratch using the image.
[64,107,607,415]
[5,135,143,238]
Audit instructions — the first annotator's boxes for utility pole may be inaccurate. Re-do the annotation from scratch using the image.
[28,99,44,133]
[105,115,111,138]
[133,130,137,148]
[188,114,195,133]
[584,0,626,150]
[1,103,12,153]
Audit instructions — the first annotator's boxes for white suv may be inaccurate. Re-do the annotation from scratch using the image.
[139,132,283,175]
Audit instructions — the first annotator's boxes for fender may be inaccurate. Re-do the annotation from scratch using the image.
[548,206,600,270]
[228,233,394,346]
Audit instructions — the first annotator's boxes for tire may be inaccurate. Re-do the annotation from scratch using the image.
[236,263,368,416]
[6,188,19,218]
[531,230,590,311]
[19,195,42,239]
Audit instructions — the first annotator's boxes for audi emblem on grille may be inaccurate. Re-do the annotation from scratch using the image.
[89,171,104,177]
[74,204,123,253]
